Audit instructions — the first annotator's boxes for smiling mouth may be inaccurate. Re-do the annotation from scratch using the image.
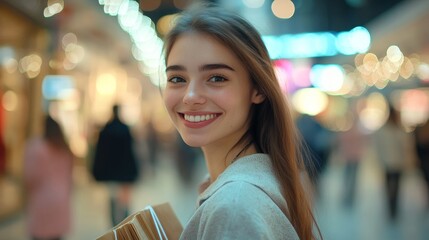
[180,113,219,123]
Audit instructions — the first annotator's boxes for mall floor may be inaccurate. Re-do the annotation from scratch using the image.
[1,147,429,240]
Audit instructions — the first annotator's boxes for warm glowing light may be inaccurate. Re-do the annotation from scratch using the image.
[399,57,414,79]
[62,33,78,49]
[381,57,398,74]
[2,90,18,111]
[157,14,179,36]
[362,53,379,72]
[19,54,42,78]
[359,92,388,131]
[44,0,64,18]
[63,59,77,71]
[65,44,85,64]
[96,74,117,95]
[292,88,329,116]
[399,89,429,127]
[378,58,392,80]
[339,72,355,96]
[271,0,295,19]
[387,71,399,82]
[416,63,429,81]
[386,45,404,65]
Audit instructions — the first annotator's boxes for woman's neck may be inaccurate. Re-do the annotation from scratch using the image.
[202,142,257,182]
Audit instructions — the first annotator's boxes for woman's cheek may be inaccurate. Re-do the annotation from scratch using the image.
[163,91,179,114]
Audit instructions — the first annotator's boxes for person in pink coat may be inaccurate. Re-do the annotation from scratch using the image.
[24,115,74,240]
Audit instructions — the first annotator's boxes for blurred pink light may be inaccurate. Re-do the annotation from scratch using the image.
[400,89,429,112]
[273,59,311,94]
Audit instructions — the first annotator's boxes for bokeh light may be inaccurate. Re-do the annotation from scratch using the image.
[271,0,295,19]
[292,88,329,116]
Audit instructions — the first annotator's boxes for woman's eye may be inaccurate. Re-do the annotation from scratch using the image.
[168,76,185,83]
[208,75,227,82]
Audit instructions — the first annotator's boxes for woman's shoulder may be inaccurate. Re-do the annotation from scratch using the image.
[204,180,281,215]
[192,181,299,239]
[198,154,287,213]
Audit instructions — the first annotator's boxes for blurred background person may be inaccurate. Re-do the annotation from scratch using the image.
[91,104,139,226]
[296,113,334,186]
[414,118,429,207]
[337,110,368,208]
[373,104,414,220]
[24,115,74,240]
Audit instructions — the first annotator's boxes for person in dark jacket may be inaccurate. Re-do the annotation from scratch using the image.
[92,104,139,226]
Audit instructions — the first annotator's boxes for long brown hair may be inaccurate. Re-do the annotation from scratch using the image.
[163,3,321,240]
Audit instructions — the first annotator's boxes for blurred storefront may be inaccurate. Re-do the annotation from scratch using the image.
[0,0,177,222]
[264,0,429,135]
[0,1,51,220]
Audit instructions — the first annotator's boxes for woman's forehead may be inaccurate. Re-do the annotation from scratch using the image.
[167,32,241,67]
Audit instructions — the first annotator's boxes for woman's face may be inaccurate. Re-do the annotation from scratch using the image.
[163,32,264,148]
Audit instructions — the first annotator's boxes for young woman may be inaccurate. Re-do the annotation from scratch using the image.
[162,3,321,240]
[24,115,74,240]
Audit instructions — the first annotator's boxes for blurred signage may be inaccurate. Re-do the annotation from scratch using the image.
[263,26,371,59]
[42,75,74,100]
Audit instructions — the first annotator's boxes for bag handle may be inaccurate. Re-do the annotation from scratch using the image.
[145,206,168,240]
[113,228,118,240]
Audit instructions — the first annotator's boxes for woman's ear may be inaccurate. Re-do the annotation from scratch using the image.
[251,89,266,104]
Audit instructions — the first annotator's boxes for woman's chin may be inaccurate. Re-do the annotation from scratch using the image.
[185,142,202,148]
[181,137,203,148]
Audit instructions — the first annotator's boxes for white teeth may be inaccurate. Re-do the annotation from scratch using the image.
[184,114,216,122]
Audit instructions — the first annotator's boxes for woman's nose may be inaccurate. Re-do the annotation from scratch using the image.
[183,81,206,105]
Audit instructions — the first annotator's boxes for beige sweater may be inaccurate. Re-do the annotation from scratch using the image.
[180,153,299,240]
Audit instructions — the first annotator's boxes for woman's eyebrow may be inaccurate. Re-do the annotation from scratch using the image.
[165,63,235,72]
[200,63,235,72]
[165,65,185,72]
